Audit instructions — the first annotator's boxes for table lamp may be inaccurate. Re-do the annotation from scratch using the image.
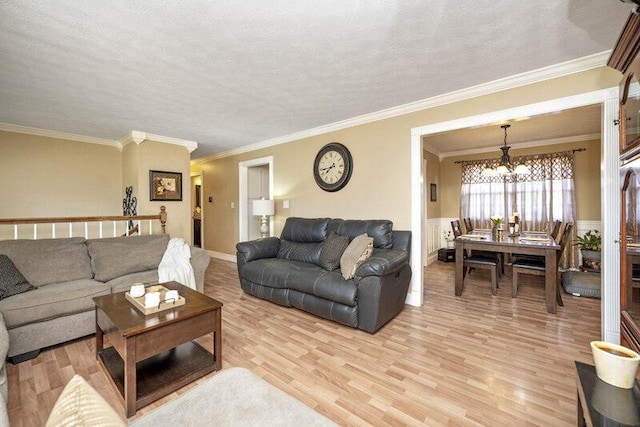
[252,198,275,238]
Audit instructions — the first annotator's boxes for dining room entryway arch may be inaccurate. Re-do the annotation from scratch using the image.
[409,88,620,343]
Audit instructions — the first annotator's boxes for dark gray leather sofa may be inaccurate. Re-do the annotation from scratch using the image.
[236,217,412,333]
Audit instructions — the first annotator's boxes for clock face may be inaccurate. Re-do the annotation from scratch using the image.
[313,143,353,192]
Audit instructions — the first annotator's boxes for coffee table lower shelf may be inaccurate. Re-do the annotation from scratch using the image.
[98,341,216,410]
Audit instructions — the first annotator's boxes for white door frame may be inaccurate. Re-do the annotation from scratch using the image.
[410,88,620,342]
[239,156,274,242]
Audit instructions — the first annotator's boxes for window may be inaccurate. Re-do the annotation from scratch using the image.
[460,151,576,233]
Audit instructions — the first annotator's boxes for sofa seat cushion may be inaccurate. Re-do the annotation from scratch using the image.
[241,259,357,306]
[0,279,110,329]
[106,270,159,293]
[87,234,169,282]
[0,237,93,287]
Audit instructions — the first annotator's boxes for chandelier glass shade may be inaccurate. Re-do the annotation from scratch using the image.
[481,124,530,176]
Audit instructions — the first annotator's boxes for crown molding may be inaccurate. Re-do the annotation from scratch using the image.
[438,133,601,160]
[0,124,199,154]
[0,123,122,149]
[121,131,198,153]
[195,51,612,162]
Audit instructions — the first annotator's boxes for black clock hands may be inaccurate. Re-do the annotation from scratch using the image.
[319,163,335,176]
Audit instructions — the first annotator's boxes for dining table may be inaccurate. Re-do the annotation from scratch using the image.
[455,229,561,314]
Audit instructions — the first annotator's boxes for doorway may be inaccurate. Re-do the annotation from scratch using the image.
[238,156,274,242]
[411,89,620,341]
[190,173,203,247]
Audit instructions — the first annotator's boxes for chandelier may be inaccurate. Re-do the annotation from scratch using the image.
[482,124,530,176]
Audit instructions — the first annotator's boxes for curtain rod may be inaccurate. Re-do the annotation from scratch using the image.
[453,147,586,164]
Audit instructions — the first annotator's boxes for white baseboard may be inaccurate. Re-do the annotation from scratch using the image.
[208,251,237,263]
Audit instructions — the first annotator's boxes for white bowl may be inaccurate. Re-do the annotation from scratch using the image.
[591,341,640,389]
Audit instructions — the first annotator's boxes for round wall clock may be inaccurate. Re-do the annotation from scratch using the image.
[313,142,353,192]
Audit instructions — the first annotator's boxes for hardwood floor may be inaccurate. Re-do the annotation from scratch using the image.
[7,258,600,426]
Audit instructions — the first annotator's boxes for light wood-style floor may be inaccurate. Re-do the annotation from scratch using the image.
[7,258,600,426]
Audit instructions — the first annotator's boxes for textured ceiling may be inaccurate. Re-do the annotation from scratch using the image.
[0,1,632,159]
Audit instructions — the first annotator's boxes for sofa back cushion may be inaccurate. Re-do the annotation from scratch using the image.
[0,237,93,287]
[278,218,330,265]
[335,220,394,249]
[277,240,323,265]
[87,234,170,282]
[280,217,330,243]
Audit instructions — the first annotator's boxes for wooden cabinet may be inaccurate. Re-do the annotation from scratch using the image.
[609,11,640,353]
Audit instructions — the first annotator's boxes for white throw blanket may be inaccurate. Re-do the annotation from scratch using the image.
[158,237,197,289]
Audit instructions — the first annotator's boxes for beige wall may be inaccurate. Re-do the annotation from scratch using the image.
[193,66,620,256]
[124,140,192,241]
[0,131,123,217]
[0,131,192,241]
[192,121,413,254]
[437,138,602,221]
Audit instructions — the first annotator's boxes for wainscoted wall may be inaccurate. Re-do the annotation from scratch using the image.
[425,218,442,265]
[425,218,602,266]
[425,217,457,265]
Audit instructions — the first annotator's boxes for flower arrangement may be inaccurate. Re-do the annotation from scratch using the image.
[489,215,503,228]
[443,230,454,248]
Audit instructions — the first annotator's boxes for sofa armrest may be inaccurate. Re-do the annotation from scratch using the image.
[236,238,280,279]
[356,264,412,333]
[356,249,409,277]
[190,247,211,293]
[392,230,411,255]
[236,238,280,263]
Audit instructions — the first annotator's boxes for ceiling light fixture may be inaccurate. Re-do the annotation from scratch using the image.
[482,124,530,176]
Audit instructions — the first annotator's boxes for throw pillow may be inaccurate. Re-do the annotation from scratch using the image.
[340,234,374,280]
[0,255,36,301]
[45,375,126,427]
[318,232,350,271]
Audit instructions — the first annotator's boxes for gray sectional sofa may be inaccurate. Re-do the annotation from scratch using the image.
[0,234,210,363]
[236,217,412,333]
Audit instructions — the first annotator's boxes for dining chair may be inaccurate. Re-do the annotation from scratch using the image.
[550,220,563,242]
[451,220,462,238]
[463,254,500,296]
[512,220,563,264]
[511,223,574,307]
[457,219,504,276]
[462,249,500,296]
[463,217,473,233]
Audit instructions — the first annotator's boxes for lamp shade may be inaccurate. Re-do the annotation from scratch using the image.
[252,199,274,216]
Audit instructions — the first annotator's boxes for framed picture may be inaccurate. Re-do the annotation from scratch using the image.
[430,183,437,202]
[149,170,183,201]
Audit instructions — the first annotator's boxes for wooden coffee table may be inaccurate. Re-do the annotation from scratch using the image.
[93,281,222,417]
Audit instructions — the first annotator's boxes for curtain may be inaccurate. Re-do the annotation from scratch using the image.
[460,151,578,268]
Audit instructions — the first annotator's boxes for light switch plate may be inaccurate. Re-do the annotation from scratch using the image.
[283,200,290,209]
